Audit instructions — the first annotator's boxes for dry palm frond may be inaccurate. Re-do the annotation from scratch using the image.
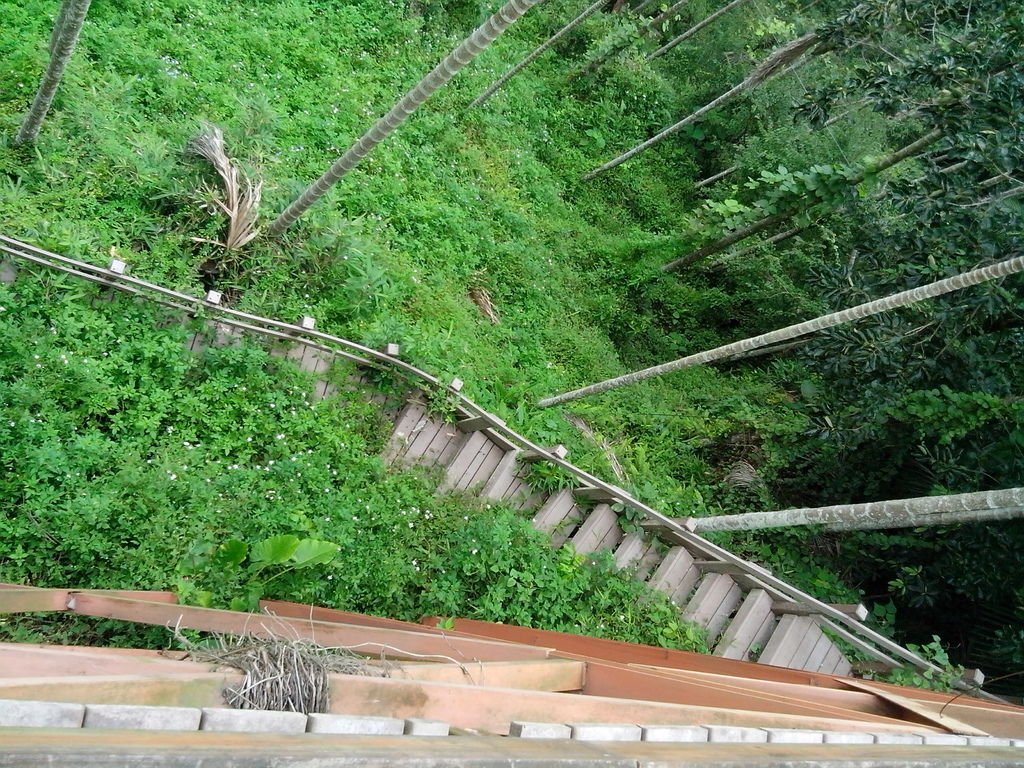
[725,459,764,491]
[468,285,500,324]
[176,627,386,714]
[187,123,262,250]
[563,412,627,483]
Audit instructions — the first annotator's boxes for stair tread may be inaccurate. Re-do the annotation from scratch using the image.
[647,547,700,605]
[682,573,743,642]
[713,589,776,660]
[758,615,818,668]
[571,504,623,554]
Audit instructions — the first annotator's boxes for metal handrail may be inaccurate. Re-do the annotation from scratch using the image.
[0,234,948,680]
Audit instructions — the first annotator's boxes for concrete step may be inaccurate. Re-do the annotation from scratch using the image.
[480,450,522,499]
[682,573,743,643]
[441,431,503,491]
[383,401,429,464]
[713,588,776,660]
[758,614,818,669]
[646,547,700,606]
[569,504,623,554]
[532,488,583,546]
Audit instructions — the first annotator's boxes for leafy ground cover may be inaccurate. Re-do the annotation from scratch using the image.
[0,272,707,651]
[4,0,1018,681]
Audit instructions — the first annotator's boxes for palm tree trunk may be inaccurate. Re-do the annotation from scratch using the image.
[645,0,694,32]
[269,0,544,236]
[574,0,691,76]
[470,0,610,108]
[686,487,1024,532]
[662,128,943,271]
[16,0,92,145]
[48,0,72,55]
[582,32,818,179]
[695,164,737,189]
[536,251,1024,406]
[648,0,750,59]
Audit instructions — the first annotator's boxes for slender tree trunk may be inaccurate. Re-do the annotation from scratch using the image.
[715,223,807,263]
[686,488,1024,532]
[575,0,691,76]
[536,251,1024,406]
[648,0,751,59]
[470,0,609,108]
[695,165,737,189]
[270,0,544,235]
[583,33,818,179]
[645,0,693,32]
[631,0,661,14]
[662,128,942,271]
[15,0,91,145]
[47,0,71,55]
[667,211,793,270]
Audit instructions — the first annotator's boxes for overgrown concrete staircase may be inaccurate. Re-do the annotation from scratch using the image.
[0,234,943,681]
[381,395,852,675]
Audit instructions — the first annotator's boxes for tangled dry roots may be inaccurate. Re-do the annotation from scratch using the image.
[178,629,388,714]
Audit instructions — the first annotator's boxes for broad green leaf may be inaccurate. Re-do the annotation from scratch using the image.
[250,534,300,565]
[290,539,340,568]
[214,539,248,568]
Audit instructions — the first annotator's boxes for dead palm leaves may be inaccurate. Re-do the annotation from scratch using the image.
[187,123,262,250]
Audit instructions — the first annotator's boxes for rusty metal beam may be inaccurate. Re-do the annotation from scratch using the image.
[318,673,934,734]
[576,659,928,729]
[391,659,586,692]
[0,644,207,678]
[843,680,1011,738]
[422,616,849,688]
[67,593,550,663]
[0,589,69,613]
[632,665,898,716]
[0,673,234,707]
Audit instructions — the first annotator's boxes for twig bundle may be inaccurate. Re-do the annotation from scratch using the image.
[178,630,386,714]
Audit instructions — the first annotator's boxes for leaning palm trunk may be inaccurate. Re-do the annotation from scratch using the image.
[47,0,72,55]
[16,0,92,145]
[648,0,750,59]
[470,0,610,108]
[695,164,737,189]
[536,251,1024,406]
[686,488,1024,532]
[662,128,942,271]
[575,0,690,76]
[583,32,819,179]
[270,0,543,235]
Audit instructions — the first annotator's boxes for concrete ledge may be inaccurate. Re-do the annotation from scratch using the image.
[642,724,709,742]
[84,704,201,732]
[199,708,307,734]
[763,728,825,744]
[4,729,1024,767]
[922,734,969,746]
[306,713,404,735]
[705,725,768,743]
[0,699,84,728]
[508,721,572,739]
[874,733,924,745]
[403,718,449,736]
[824,732,876,744]
[569,723,642,741]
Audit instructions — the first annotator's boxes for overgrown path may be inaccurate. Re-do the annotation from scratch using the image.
[0,234,945,681]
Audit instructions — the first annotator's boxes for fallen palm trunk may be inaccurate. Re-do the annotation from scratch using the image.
[537,251,1024,406]
[470,0,610,108]
[685,488,1024,532]
[662,128,943,271]
[648,0,751,59]
[583,33,819,179]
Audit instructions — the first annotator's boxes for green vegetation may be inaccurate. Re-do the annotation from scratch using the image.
[1,0,1020,685]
